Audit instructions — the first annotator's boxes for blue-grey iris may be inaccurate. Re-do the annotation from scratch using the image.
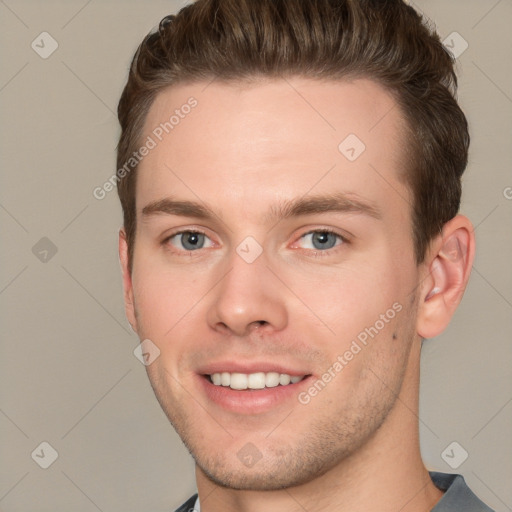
[312,232,337,250]
[181,232,205,250]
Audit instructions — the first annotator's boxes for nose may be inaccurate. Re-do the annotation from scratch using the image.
[206,249,288,337]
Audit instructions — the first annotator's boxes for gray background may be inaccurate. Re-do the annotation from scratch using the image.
[0,0,511,511]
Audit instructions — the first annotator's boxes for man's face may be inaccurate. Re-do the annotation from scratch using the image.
[122,78,424,490]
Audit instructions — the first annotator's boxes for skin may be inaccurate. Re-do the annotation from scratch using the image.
[119,78,475,512]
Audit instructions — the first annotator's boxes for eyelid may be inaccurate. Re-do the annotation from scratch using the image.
[161,227,215,253]
[161,226,350,256]
[291,227,350,245]
[288,228,349,258]
[162,227,208,240]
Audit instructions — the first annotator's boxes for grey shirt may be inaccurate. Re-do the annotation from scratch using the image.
[174,472,494,511]
[430,472,494,511]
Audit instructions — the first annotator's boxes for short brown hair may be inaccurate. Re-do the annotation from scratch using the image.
[117,0,469,270]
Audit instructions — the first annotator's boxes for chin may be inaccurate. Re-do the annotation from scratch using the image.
[195,457,322,491]
[187,436,349,491]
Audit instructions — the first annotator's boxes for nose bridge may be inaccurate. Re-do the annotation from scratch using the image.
[207,245,288,336]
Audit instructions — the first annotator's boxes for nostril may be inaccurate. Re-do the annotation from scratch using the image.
[251,320,267,329]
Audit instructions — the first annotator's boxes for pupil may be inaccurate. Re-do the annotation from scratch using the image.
[182,232,203,250]
[312,231,336,250]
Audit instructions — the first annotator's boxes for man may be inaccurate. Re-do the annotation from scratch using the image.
[116,0,494,510]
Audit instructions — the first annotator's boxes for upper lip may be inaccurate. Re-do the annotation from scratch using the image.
[197,361,312,377]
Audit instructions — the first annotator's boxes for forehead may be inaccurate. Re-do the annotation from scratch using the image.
[137,78,410,222]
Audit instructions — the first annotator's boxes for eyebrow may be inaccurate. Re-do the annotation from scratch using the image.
[141,192,382,224]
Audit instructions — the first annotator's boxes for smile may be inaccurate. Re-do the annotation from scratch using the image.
[208,372,306,390]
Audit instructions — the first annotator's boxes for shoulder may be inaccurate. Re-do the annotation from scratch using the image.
[430,472,495,512]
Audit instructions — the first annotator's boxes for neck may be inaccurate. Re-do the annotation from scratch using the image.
[195,342,444,512]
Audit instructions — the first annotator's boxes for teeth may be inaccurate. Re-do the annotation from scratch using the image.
[248,372,266,389]
[209,371,306,390]
[230,373,247,390]
[265,372,280,388]
[279,374,291,385]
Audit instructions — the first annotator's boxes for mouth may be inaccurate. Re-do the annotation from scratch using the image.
[197,366,313,414]
[206,371,307,390]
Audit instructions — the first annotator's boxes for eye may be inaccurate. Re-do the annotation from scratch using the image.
[298,230,344,251]
[166,230,214,252]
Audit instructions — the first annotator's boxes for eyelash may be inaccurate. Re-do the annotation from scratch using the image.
[162,228,348,257]
[298,228,347,258]
[162,229,211,257]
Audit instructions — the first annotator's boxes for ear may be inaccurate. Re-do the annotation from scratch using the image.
[416,215,475,339]
[119,228,138,334]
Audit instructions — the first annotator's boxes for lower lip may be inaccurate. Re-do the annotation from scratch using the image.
[198,375,312,415]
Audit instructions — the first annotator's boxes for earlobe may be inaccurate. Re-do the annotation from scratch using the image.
[118,228,138,333]
[417,215,475,339]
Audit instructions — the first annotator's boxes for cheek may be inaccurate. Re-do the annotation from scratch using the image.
[131,262,200,338]
[287,262,405,341]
